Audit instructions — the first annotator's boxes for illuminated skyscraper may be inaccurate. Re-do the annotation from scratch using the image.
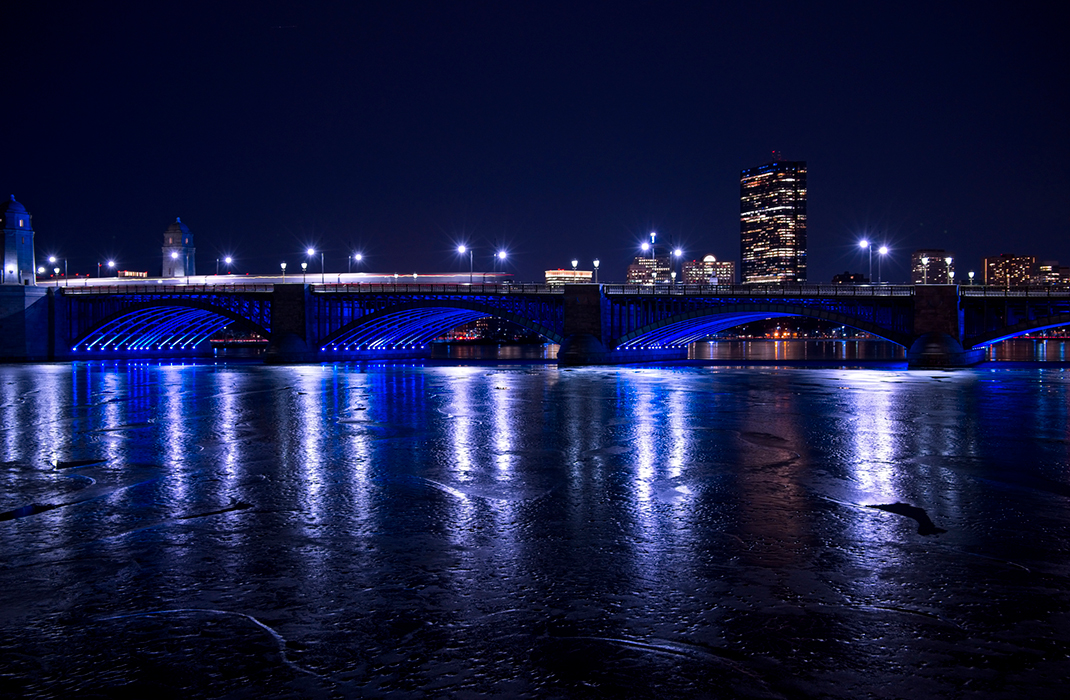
[740,157,807,284]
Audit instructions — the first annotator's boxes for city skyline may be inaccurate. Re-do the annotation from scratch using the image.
[3,4,1067,284]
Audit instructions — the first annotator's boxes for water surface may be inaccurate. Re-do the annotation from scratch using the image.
[1,362,1068,698]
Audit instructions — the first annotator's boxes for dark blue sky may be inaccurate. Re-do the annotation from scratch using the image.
[5,1,1067,282]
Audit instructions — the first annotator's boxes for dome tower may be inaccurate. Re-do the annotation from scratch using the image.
[162,217,196,278]
[1,195,36,285]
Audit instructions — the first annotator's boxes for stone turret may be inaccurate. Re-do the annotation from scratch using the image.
[1,195,36,285]
[162,217,195,277]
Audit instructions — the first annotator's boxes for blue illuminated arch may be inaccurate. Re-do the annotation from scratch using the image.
[319,301,564,351]
[966,313,1070,348]
[72,301,268,352]
[614,304,912,350]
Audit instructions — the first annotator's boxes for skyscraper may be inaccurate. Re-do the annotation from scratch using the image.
[740,157,807,284]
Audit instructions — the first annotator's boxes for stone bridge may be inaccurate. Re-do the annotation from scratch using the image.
[2,281,1068,367]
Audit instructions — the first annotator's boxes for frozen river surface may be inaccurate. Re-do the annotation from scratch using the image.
[1,362,1069,698]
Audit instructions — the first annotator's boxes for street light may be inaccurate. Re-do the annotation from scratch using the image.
[921,256,930,284]
[301,261,307,283]
[349,252,363,273]
[280,262,287,280]
[673,248,683,281]
[671,270,677,285]
[49,255,68,287]
[944,256,953,284]
[593,259,600,283]
[878,246,889,284]
[107,260,115,276]
[307,248,323,283]
[571,259,578,271]
[457,244,473,284]
[968,270,975,285]
[859,239,872,283]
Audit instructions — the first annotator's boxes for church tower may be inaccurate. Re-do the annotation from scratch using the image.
[162,217,195,278]
[1,195,37,285]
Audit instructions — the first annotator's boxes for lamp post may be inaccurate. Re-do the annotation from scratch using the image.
[49,256,67,287]
[593,259,600,283]
[301,261,307,283]
[968,271,975,285]
[649,232,656,259]
[280,262,287,280]
[921,256,930,285]
[307,248,323,284]
[944,256,953,284]
[859,239,872,283]
[671,270,677,285]
[877,246,888,284]
[571,259,578,271]
[349,252,363,273]
[673,248,683,281]
[107,260,115,277]
[949,270,955,284]
[457,245,473,284]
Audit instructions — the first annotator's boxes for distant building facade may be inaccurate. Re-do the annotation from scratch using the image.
[984,253,1036,287]
[626,251,671,285]
[682,254,735,285]
[910,249,955,284]
[1,195,36,285]
[162,217,195,277]
[740,157,807,284]
[544,269,593,286]
[1035,261,1069,285]
[832,271,868,285]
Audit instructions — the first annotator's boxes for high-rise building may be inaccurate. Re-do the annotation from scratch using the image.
[1,195,36,285]
[162,217,196,278]
[984,253,1036,287]
[682,254,735,285]
[911,249,955,284]
[740,157,807,284]
[625,254,671,285]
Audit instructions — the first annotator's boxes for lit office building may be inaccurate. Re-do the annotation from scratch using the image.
[544,269,593,286]
[682,254,736,285]
[911,249,955,284]
[984,253,1036,287]
[1035,261,1069,285]
[626,253,672,285]
[740,158,807,284]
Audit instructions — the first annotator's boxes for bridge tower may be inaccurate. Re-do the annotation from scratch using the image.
[162,217,196,278]
[1,195,36,286]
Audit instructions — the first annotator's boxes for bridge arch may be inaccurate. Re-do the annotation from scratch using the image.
[72,300,269,352]
[966,312,1070,348]
[613,303,913,350]
[318,299,565,351]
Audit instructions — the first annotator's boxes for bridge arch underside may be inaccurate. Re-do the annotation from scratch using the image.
[72,303,267,353]
[319,303,565,352]
[614,306,911,350]
[966,313,1070,348]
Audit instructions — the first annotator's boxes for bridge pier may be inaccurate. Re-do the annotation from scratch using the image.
[0,285,50,361]
[264,283,316,363]
[907,286,984,368]
[557,284,687,365]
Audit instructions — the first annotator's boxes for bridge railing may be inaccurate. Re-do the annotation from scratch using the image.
[602,284,915,297]
[61,284,276,295]
[961,286,1070,297]
[311,283,562,295]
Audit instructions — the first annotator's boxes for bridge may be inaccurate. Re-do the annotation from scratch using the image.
[2,280,1068,366]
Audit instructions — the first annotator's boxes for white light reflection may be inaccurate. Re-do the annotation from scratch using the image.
[491,372,514,480]
[293,366,327,521]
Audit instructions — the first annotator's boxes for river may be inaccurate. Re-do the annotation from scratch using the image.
[1,360,1068,698]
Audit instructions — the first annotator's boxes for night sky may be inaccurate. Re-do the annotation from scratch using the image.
[5,2,1067,283]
